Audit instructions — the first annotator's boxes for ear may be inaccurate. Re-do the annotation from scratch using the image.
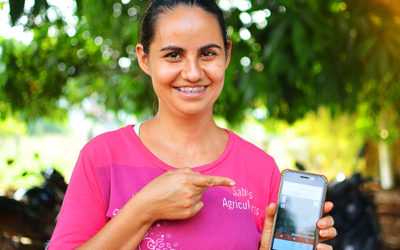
[136,43,151,76]
[225,40,232,69]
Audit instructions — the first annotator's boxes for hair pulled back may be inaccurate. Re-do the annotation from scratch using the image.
[140,0,228,54]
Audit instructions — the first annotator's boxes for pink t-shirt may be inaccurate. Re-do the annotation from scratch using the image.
[48,125,280,249]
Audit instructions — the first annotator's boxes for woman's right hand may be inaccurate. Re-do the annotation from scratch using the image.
[134,168,235,222]
[77,168,233,250]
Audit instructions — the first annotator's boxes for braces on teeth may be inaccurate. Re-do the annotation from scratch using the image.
[177,86,205,93]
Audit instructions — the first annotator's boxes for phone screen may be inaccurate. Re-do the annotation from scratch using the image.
[271,171,326,250]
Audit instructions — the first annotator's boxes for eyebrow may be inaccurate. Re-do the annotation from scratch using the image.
[160,43,222,52]
[200,44,222,50]
[160,46,184,52]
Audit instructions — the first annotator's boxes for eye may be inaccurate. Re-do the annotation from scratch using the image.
[201,50,216,57]
[165,52,180,59]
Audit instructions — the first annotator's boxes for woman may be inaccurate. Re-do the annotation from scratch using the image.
[48,0,336,249]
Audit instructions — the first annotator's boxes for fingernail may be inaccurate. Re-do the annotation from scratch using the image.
[229,181,236,186]
[320,229,328,237]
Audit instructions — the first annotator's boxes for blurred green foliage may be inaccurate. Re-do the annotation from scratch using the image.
[1,0,399,142]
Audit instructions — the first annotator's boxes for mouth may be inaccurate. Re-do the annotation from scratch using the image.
[175,86,208,93]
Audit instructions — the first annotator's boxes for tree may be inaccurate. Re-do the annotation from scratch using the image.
[1,0,399,141]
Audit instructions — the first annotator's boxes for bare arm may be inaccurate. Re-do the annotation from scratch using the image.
[77,168,235,249]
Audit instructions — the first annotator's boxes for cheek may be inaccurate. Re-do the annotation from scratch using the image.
[151,63,180,86]
[206,63,226,85]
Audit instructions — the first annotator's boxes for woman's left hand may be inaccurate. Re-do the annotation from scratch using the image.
[259,201,337,250]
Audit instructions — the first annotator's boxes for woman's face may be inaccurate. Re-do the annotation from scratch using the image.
[136,5,231,119]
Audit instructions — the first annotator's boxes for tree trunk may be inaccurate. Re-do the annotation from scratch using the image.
[379,141,394,190]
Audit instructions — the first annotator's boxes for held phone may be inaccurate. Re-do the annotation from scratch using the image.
[270,169,328,250]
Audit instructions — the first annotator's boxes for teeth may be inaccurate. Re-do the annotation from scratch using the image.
[177,86,205,93]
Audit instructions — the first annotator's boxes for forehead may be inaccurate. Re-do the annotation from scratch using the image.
[151,5,224,48]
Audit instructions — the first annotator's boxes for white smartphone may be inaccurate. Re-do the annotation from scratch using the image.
[270,169,328,250]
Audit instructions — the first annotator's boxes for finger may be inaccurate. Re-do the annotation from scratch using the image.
[316,242,333,250]
[259,203,277,250]
[192,175,235,187]
[176,200,204,220]
[323,201,334,214]
[266,202,277,218]
[192,200,204,215]
[318,227,337,241]
[317,215,334,229]
[191,190,206,203]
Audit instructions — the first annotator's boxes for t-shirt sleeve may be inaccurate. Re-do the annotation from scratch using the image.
[258,159,281,231]
[269,164,281,204]
[47,149,107,250]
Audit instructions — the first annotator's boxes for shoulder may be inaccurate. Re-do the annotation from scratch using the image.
[225,130,281,205]
[227,129,280,179]
[82,125,133,151]
[228,130,276,163]
[87,125,131,144]
[78,125,138,164]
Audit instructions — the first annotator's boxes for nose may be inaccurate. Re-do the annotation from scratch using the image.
[181,57,202,83]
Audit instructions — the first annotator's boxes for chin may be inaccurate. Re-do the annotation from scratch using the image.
[176,104,213,118]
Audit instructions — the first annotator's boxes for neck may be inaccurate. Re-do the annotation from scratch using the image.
[139,107,228,168]
[150,108,219,145]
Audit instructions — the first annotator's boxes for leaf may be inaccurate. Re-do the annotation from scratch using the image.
[292,19,308,69]
[264,18,289,59]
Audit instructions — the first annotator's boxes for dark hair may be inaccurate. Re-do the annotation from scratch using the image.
[140,0,228,54]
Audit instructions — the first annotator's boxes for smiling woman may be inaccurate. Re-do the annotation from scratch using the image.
[47,1,336,249]
[136,6,230,130]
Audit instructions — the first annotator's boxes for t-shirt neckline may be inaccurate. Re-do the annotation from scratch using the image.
[124,125,235,173]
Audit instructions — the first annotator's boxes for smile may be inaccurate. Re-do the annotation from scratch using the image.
[176,86,206,93]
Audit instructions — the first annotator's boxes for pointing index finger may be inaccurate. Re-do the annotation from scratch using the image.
[192,174,236,187]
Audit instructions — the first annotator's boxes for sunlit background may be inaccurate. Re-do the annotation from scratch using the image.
[0,0,399,248]
[1,0,399,187]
